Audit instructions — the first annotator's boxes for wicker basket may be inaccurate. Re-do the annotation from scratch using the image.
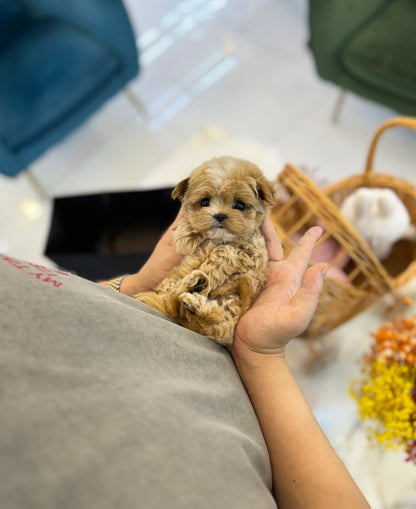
[270,117,416,338]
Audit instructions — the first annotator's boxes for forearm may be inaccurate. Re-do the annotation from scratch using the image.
[98,255,178,297]
[232,349,370,509]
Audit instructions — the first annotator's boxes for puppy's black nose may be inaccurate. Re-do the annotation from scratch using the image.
[214,213,227,223]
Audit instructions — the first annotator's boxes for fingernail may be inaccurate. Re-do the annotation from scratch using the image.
[313,226,323,237]
[305,226,322,239]
[320,266,329,279]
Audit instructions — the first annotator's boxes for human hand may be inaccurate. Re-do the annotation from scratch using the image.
[231,218,327,361]
[98,211,184,296]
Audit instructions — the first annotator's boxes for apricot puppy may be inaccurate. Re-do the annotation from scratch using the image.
[135,156,275,345]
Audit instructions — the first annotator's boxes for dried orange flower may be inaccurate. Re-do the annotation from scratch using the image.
[369,316,416,365]
[350,314,416,464]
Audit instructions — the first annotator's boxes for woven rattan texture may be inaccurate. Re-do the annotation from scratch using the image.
[270,117,416,337]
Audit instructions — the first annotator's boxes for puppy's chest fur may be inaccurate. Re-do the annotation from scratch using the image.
[135,233,268,345]
[162,234,268,296]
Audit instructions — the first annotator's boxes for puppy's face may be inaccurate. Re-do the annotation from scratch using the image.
[173,156,275,243]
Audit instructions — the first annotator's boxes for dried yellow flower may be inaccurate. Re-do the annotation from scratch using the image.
[349,315,416,463]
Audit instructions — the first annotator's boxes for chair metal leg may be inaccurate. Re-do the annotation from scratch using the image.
[330,89,347,124]
[124,87,148,118]
[24,168,50,201]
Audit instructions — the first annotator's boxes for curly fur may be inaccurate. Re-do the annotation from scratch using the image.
[135,156,275,345]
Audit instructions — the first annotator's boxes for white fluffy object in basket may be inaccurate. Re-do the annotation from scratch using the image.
[340,187,416,260]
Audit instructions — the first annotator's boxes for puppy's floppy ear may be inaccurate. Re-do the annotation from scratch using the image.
[251,176,275,207]
[172,178,190,201]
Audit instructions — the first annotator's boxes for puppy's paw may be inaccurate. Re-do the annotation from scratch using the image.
[179,292,200,313]
[185,270,210,294]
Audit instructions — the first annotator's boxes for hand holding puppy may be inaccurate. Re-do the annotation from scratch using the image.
[98,212,184,296]
[127,212,184,293]
[132,214,326,354]
[231,219,327,359]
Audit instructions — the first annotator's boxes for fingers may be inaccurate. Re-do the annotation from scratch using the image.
[287,226,322,265]
[289,263,327,330]
[265,226,323,295]
[261,217,283,261]
[299,262,328,296]
[170,209,184,231]
[157,210,184,249]
[285,226,322,282]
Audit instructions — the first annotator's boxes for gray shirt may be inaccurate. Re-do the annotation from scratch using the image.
[0,254,275,509]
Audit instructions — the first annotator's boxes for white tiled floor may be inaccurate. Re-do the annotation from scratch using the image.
[2,0,416,506]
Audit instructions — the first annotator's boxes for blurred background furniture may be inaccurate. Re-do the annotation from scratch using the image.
[0,0,140,186]
[45,188,180,281]
[308,0,416,121]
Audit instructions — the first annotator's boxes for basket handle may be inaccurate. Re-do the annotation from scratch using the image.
[365,116,416,175]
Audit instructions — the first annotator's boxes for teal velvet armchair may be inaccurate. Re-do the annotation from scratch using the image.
[308,0,416,119]
[0,0,139,178]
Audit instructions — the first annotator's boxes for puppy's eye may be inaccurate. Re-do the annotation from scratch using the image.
[200,198,210,207]
[232,200,245,211]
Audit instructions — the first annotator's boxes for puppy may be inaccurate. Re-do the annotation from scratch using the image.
[135,156,275,345]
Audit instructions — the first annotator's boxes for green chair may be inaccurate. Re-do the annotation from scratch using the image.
[308,0,416,121]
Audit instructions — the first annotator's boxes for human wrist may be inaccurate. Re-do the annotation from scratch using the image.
[230,342,287,373]
[119,273,150,296]
[105,275,128,293]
